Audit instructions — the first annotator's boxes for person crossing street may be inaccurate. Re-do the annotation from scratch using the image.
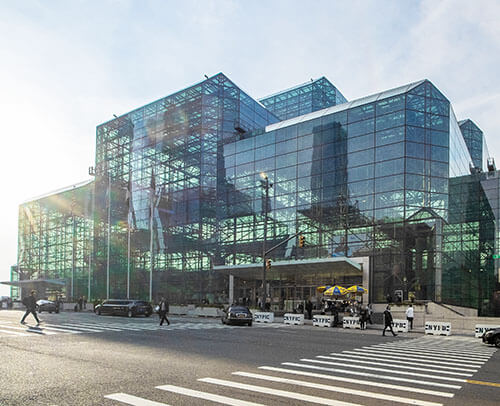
[382,305,397,336]
[158,296,170,326]
[20,290,41,326]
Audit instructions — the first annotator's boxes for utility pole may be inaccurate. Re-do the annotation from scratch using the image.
[260,173,272,310]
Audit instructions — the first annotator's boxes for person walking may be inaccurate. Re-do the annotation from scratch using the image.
[367,303,373,324]
[305,299,313,320]
[406,304,414,330]
[382,305,397,336]
[20,290,41,326]
[359,305,368,330]
[158,296,170,326]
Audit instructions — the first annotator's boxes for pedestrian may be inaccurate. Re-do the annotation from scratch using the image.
[332,304,339,327]
[158,296,170,326]
[382,305,397,336]
[20,290,41,326]
[359,305,368,330]
[78,296,83,311]
[406,304,414,330]
[305,299,313,320]
[367,303,373,324]
[83,296,87,310]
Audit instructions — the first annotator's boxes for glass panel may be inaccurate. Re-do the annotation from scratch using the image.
[376,95,405,116]
[375,174,404,193]
[375,142,404,161]
[406,110,425,127]
[348,103,375,123]
[375,158,404,177]
[406,142,425,159]
[431,145,449,162]
[407,158,425,175]
[406,94,425,111]
[348,119,374,137]
[348,149,374,167]
[348,133,374,152]
[406,126,425,143]
[376,126,404,146]
[348,164,374,182]
[376,111,405,131]
[406,174,426,190]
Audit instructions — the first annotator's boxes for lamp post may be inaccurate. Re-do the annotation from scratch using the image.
[260,172,273,310]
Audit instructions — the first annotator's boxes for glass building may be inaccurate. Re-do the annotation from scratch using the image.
[12,73,500,315]
[14,180,94,300]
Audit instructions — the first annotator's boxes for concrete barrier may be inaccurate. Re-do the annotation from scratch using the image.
[343,316,360,329]
[425,321,451,336]
[284,313,304,325]
[474,324,500,338]
[392,319,409,333]
[313,315,333,327]
[169,305,188,315]
[254,312,274,323]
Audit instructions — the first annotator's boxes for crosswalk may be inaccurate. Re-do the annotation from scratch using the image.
[0,319,282,338]
[104,335,497,406]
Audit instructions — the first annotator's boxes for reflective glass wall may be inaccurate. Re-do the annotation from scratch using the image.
[222,80,461,303]
[16,181,94,300]
[459,119,485,170]
[444,171,500,315]
[93,73,278,302]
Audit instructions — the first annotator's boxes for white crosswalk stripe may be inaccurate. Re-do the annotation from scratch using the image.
[104,335,497,406]
[0,318,283,339]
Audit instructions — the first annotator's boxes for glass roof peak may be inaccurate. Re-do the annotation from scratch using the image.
[259,76,339,101]
[265,79,428,133]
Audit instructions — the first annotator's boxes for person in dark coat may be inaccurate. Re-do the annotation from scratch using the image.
[359,305,368,330]
[20,290,41,325]
[382,305,397,336]
[158,296,170,326]
[305,299,313,320]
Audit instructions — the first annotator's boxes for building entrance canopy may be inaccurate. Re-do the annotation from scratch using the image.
[1,279,65,297]
[214,257,363,284]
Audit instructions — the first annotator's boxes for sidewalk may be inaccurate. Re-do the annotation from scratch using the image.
[268,315,477,337]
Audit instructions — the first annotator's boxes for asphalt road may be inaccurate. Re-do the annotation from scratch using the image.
[0,310,498,406]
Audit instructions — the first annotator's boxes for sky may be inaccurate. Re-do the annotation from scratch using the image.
[1,0,499,296]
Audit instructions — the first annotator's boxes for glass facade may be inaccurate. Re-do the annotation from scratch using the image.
[444,171,500,315]
[15,181,94,300]
[260,77,347,120]
[92,73,278,302]
[14,73,500,315]
[459,119,486,170]
[223,80,463,304]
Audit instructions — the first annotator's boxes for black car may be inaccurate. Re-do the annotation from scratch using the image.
[94,299,153,318]
[36,300,58,313]
[221,305,253,326]
[482,328,500,348]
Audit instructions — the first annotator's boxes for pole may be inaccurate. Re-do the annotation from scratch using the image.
[88,182,94,301]
[149,180,154,303]
[106,171,111,300]
[261,176,269,310]
[72,213,75,300]
[127,222,131,299]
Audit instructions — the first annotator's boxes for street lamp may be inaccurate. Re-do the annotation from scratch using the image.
[260,172,273,310]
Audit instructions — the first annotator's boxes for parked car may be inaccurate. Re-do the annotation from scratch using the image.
[482,328,500,348]
[36,299,58,313]
[94,299,153,318]
[221,305,253,326]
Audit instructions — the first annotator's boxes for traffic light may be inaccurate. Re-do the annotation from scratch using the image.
[266,259,272,270]
[298,235,305,248]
